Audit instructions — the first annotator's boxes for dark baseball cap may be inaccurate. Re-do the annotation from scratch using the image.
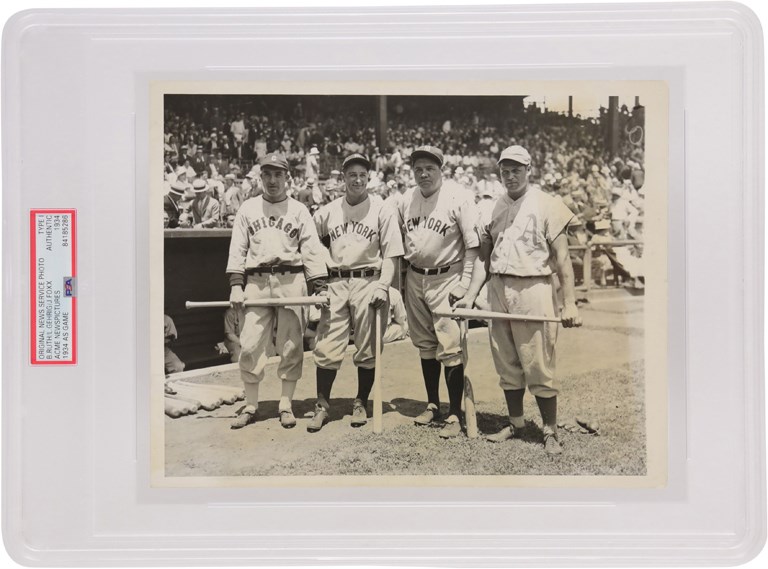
[341,153,371,171]
[410,145,444,167]
[259,153,289,171]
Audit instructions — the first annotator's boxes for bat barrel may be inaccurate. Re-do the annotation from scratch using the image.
[434,307,561,323]
[186,297,329,309]
[372,309,383,434]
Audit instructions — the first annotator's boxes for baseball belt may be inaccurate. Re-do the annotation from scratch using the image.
[246,264,304,275]
[328,267,380,278]
[409,260,460,276]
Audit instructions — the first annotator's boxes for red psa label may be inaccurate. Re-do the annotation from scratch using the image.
[30,209,77,365]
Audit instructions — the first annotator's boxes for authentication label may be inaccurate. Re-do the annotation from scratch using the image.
[30,210,77,365]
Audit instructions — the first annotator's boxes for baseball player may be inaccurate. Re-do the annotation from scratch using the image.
[395,145,481,439]
[455,145,582,455]
[226,153,328,430]
[307,153,404,432]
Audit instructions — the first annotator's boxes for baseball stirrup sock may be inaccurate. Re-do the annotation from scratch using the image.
[420,358,441,406]
[504,389,526,427]
[444,364,465,418]
[279,380,298,411]
[535,395,558,428]
[242,382,260,409]
[316,367,337,406]
[356,367,375,406]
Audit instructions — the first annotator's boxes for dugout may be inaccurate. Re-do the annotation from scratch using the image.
[164,229,233,371]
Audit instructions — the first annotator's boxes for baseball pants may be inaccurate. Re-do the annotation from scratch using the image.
[487,274,559,398]
[239,272,307,385]
[313,275,388,370]
[404,263,462,367]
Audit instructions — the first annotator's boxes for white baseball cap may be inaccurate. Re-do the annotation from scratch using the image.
[497,145,531,166]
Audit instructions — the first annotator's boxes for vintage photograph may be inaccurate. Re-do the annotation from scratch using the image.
[151,82,667,486]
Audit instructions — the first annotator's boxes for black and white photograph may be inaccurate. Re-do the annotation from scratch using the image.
[150,81,668,486]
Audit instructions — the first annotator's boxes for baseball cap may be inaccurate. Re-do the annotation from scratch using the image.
[342,153,371,171]
[497,145,532,166]
[309,147,320,156]
[192,179,208,193]
[410,145,444,167]
[259,153,289,171]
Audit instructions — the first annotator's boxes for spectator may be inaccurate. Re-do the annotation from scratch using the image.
[190,179,221,228]
[164,314,185,374]
[223,306,244,363]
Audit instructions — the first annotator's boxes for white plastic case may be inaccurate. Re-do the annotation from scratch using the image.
[1,2,764,566]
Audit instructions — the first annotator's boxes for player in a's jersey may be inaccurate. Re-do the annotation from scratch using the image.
[455,145,582,455]
[395,145,481,439]
[226,153,328,430]
[307,153,404,432]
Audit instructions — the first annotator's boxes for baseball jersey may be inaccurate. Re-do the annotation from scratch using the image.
[397,184,480,268]
[226,196,328,279]
[313,195,404,270]
[481,187,573,276]
[164,315,178,341]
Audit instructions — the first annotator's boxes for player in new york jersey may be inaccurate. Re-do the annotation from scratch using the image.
[226,153,328,430]
[395,145,481,439]
[307,153,404,432]
[455,145,582,455]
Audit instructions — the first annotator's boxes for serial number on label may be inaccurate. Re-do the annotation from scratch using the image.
[30,210,77,365]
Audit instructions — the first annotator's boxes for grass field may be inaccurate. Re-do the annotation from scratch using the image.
[164,290,645,479]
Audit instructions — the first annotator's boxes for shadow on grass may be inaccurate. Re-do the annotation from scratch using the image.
[284,397,398,427]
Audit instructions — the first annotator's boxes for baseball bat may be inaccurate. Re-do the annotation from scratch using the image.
[434,307,561,323]
[460,319,479,439]
[372,309,383,434]
[186,297,329,309]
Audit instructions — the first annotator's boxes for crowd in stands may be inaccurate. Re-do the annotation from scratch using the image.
[163,99,646,284]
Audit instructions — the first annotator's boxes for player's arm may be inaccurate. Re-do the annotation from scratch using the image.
[453,245,489,309]
[551,232,582,328]
[370,256,397,309]
[226,209,250,308]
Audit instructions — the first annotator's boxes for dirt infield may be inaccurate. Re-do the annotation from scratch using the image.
[164,290,645,478]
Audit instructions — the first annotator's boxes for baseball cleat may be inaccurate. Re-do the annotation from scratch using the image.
[484,425,518,443]
[231,406,259,429]
[414,403,441,426]
[439,416,462,439]
[307,405,329,433]
[350,399,368,427]
[543,427,563,455]
[278,408,297,429]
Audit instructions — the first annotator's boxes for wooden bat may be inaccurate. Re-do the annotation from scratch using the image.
[434,307,561,323]
[186,297,329,309]
[372,309,383,434]
[460,319,479,439]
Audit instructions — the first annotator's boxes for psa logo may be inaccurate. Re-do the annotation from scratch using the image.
[63,277,76,298]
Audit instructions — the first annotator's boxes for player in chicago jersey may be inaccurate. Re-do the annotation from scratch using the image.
[226,153,328,430]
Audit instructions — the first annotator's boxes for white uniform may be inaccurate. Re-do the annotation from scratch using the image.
[312,195,404,369]
[226,196,327,386]
[480,187,573,396]
[397,184,480,366]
